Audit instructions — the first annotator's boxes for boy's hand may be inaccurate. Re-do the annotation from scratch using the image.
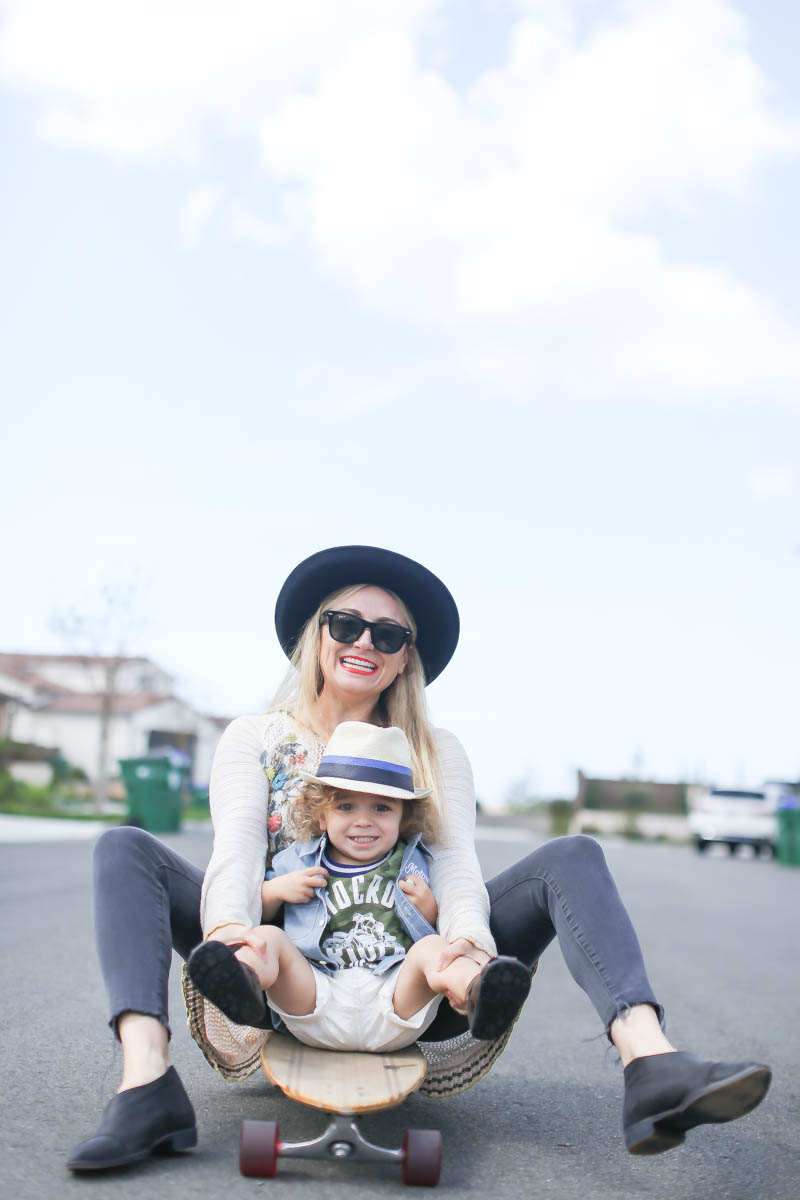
[398,875,438,925]
[279,866,328,902]
[261,867,328,916]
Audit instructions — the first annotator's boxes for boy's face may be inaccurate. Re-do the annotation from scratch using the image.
[319,791,404,866]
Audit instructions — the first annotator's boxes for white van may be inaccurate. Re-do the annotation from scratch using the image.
[688,787,777,856]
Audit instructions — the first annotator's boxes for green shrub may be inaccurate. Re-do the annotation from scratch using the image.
[0,770,51,809]
[621,809,645,840]
[0,769,18,807]
[550,799,573,837]
[0,769,67,816]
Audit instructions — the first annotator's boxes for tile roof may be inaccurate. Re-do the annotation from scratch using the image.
[0,652,154,668]
[44,692,175,715]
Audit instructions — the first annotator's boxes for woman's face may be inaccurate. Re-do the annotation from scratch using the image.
[318,585,411,703]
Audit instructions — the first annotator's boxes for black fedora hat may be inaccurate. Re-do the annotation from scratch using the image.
[274,545,460,684]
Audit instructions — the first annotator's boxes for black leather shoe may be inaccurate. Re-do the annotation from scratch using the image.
[67,1066,197,1171]
[623,1051,772,1154]
[187,939,270,1028]
[465,956,532,1041]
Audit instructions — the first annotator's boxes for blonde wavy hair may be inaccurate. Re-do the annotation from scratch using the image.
[292,780,440,844]
[268,583,445,834]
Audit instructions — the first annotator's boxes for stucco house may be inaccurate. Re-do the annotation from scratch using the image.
[0,652,227,788]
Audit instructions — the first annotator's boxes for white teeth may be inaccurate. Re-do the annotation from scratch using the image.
[341,657,376,671]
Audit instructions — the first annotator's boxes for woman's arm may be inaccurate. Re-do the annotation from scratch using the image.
[201,713,275,937]
[429,728,497,957]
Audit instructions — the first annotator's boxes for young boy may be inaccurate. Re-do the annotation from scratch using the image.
[189,723,530,1051]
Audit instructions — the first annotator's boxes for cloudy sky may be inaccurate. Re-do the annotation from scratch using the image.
[2,0,798,803]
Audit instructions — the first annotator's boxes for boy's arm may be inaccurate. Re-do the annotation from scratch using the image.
[261,866,328,920]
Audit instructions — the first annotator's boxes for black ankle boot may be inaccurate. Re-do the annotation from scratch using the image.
[187,939,271,1028]
[68,1066,197,1171]
[623,1051,772,1155]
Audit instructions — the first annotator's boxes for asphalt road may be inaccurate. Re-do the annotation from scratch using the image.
[1,826,798,1200]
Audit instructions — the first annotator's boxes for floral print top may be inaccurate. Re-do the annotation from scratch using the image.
[259,719,324,869]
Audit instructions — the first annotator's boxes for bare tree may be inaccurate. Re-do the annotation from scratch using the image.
[503,773,537,813]
[51,579,145,812]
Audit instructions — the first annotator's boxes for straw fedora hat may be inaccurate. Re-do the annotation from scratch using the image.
[300,722,432,800]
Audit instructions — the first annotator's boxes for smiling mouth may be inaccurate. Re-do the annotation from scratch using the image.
[339,656,377,675]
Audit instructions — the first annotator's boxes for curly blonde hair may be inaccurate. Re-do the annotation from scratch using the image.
[268,583,445,833]
[293,779,440,845]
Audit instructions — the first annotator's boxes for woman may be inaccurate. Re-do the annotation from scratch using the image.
[68,546,771,1171]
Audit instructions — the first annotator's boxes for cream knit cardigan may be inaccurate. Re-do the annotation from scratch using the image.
[201,711,497,957]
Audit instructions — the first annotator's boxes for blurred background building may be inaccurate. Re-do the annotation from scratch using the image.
[0,651,225,791]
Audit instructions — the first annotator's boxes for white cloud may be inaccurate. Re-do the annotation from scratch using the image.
[0,0,439,160]
[2,0,799,405]
[255,4,800,402]
[745,466,796,498]
[228,203,286,247]
[179,184,223,245]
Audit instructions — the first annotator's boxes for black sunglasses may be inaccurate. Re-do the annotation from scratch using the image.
[321,610,413,655]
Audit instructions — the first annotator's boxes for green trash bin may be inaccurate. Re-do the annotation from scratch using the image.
[776,802,800,867]
[119,756,183,833]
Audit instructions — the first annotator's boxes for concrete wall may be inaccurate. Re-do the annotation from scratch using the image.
[572,809,690,840]
[8,761,54,787]
[10,708,144,779]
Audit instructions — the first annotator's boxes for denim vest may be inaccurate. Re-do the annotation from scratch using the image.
[266,832,437,978]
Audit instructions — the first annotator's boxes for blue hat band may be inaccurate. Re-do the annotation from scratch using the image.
[317,755,414,793]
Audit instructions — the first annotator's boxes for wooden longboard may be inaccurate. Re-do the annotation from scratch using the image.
[260,1031,427,1116]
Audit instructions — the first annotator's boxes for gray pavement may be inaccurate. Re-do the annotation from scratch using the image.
[1,826,798,1199]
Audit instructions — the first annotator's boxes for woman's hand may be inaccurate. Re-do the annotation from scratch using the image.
[398,875,438,925]
[437,938,491,971]
[231,925,275,962]
[435,939,492,1012]
[205,923,257,946]
[261,867,328,918]
[204,925,279,986]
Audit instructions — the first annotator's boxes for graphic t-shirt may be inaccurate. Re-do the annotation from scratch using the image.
[320,839,427,971]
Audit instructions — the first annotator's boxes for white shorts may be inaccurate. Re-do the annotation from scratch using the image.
[269,965,443,1053]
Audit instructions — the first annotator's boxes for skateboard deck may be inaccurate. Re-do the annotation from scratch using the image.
[240,1032,442,1185]
[260,1031,427,1115]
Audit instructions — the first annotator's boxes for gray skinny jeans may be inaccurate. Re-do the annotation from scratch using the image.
[92,827,663,1040]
